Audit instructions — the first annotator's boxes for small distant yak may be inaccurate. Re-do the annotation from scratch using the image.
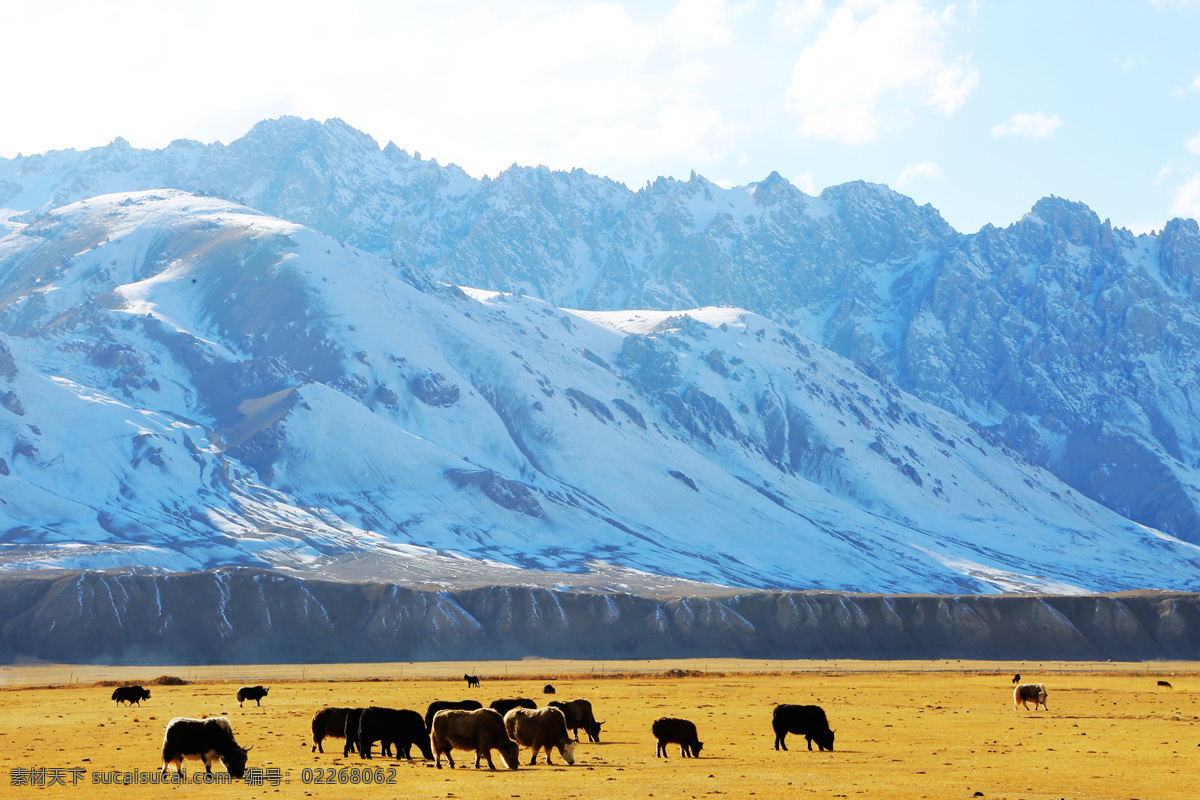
[431,708,519,770]
[1157,680,1173,689]
[464,674,480,688]
[311,707,356,754]
[772,704,835,752]
[652,717,703,758]
[1013,683,1048,711]
[1012,673,1021,684]
[355,707,433,761]
[161,717,251,778]
[548,699,604,743]
[237,686,269,707]
[490,698,537,717]
[112,685,151,706]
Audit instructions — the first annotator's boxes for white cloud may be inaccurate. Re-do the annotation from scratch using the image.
[793,172,818,194]
[1188,132,1200,155]
[0,0,758,185]
[667,0,732,50]
[991,112,1063,140]
[569,101,737,168]
[362,3,742,178]
[1155,163,1175,185]
[785,0,979,145]
[773,0,828,36]
[1172,174,1200,220]
[896,161,943,187]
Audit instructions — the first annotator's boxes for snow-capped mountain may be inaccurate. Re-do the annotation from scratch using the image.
[2,190,1199,593]
[4,117,1200,553]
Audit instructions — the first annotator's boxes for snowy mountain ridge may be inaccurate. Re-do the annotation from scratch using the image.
[2,189,1199,593]
[5,118,1200,552]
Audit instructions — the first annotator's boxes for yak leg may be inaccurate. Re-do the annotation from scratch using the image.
[475,747,497,769]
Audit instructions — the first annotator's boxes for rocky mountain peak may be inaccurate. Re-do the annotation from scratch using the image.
[749,171,803,206]
[1159,216,1200,289]
[819,180,958,261]
[1022,195,1111,249]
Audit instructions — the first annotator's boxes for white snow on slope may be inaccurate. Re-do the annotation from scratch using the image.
[2,191,1199,593]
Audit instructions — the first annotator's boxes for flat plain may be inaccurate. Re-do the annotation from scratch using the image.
[1,660,1196,800]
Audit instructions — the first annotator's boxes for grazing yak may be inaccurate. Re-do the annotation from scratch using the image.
[547,698,604,743]
[772,704,835,752]
[652,717,703,758]
[543,684,556,694]
[311,707,357,754]
[431,708,520,770]
[237,685,269,707]
[112,686,150,706]
[464,674,480,688]
[161,717,251,778]
[490,698,537,716]
[504,706,576,766]
[425,700,483,731]
[1013,683,1048,711]
[1157,680,1173,689]
[357,707,433,760]
[343,708,366,757]
[1012,673,1021,684]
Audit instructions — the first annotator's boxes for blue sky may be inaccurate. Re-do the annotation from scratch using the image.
[5,0,1199,233]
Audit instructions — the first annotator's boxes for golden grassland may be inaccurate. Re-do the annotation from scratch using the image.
[1,660,1197,800]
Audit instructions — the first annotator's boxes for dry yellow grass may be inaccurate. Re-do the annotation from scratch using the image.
[1,660,1196,799]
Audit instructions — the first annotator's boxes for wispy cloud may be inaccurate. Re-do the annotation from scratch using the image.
[1172,174,1200,220]
[792,171,818,194]
[896,161,943,188]
[1188,132,1200,155]
[1109,55,1147,75]
[785,0,979,145]
[991,112,1063,140]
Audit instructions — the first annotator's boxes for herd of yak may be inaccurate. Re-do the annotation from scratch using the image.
[108,675,1056,778]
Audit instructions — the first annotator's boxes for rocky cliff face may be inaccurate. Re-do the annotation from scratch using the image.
[4,117,1200,549]
[2,570,1196,663]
